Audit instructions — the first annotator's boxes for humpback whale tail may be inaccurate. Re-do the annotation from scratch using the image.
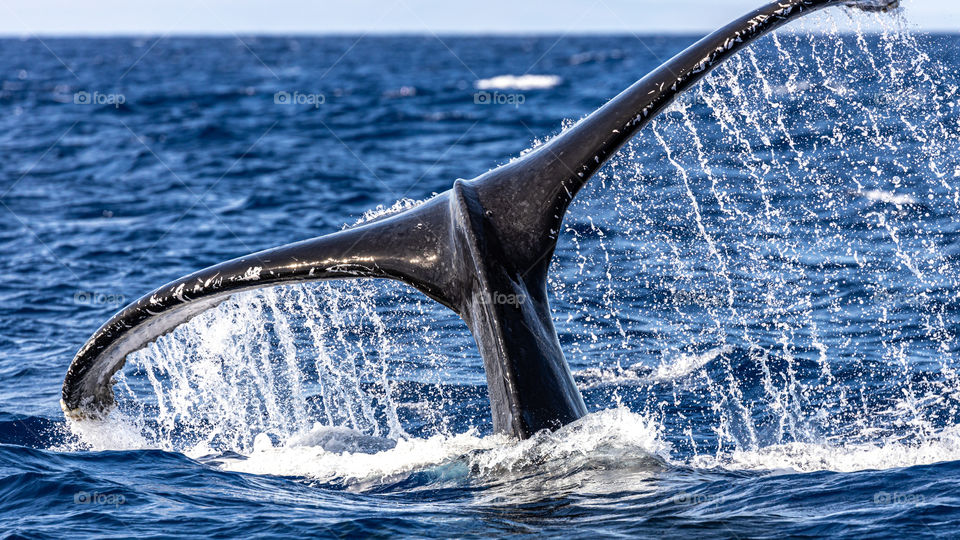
[62,0,899,439]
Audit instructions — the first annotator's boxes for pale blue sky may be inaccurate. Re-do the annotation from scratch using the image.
[0,0,957,35]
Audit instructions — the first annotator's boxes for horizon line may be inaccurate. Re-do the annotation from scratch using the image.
[2,29,959,39]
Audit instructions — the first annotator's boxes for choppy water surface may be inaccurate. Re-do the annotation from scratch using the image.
[2,7,960,538]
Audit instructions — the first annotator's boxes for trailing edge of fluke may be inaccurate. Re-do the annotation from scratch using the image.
[62,0,900,439]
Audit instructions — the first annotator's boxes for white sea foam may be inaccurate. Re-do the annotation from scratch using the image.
[61,409,150,452]
[213,408,666,491]
[66,398,960,483]
[693,425,960,473]
[475,74,561,90]
[220,428,499,487]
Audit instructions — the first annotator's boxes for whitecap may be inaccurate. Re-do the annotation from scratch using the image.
[475,74,562,91]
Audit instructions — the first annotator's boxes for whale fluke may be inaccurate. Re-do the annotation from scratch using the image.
[62,0,898,438]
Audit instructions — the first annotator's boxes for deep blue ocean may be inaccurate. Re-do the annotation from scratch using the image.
[2,9,960,538]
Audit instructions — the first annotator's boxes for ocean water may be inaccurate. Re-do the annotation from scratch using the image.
[3,8,960,539]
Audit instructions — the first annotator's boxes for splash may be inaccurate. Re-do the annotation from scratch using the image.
[217,408,666,492]
[78,281,471,456]
[63,8,960,483]
[352,197,429,226]
[551,7,960,471]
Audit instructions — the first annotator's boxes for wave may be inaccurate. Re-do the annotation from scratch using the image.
[63,408,665,493]
[219,428,499,488]
[653,346,733,381]
[60,394,960,498]
[215,408,665,490]
[575,346,732,389]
